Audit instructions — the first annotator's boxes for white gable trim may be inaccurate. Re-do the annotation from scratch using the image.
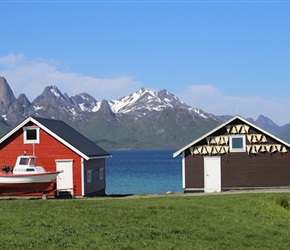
[0,117,91,160]
[81,157,85,197]
[182,151,185,189]
[173,115,290,158]
[0,117,31,144]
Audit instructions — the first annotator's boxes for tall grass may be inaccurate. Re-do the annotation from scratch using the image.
[0,193,290,249]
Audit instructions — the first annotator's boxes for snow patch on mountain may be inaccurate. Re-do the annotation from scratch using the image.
[109,88,173,114]
[50,88,61,98]
[79,102,101,112]
[109,88,155,113]
[108,88,211,119]
[33,106,43,111]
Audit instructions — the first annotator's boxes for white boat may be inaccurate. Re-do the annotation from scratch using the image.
[0,154,62,195]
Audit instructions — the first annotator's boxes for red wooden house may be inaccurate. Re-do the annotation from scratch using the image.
[0,116,111,197]
[173,115,290,193]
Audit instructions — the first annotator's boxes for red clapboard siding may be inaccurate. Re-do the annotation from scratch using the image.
[0,123,83,196]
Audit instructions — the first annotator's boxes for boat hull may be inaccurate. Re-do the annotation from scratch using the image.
[0,172,61,194]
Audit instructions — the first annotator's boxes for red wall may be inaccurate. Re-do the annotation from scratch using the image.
[0,122,83,196]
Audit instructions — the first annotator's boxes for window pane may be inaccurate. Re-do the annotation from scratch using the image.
[26,168,35,172]
[19,158,29,165]
[87,170,92,183]
[232,137,243,148]
[99,168,104,180]
[26,129,37,140]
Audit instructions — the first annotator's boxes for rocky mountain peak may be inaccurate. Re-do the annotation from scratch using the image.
[17,93,31,107]
[158,89,187,108]
[98,99,117,121]
[34,85,68,102]
[109,88,187,117]
[70,93,100,112]
[255,114,279,133]
[256,115,276,126]
[0,76,16,111]
[0,76,289,149]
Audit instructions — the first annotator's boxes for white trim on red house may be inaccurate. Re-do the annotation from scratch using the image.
[81,157,85,197]
[0,117,98,161]
[173,115,290,158]
[32,117,91,160]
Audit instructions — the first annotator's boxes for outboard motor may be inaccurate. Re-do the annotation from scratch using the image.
[2,166,12,174]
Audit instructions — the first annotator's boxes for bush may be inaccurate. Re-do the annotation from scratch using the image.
[276,196,289,209]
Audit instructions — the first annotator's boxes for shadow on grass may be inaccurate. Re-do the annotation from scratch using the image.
[104,194,134,198]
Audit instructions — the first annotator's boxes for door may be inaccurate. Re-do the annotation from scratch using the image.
[56,160,73,196]
[204,156,221,192]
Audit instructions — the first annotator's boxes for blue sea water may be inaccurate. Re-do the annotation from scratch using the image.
[106,149,183,195]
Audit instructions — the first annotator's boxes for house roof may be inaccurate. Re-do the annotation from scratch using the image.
[173,115,290,158]
[0,116,111,160]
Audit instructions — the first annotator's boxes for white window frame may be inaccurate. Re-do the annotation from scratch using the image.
[99,168,104,180]
[230,134,246,152]
[23,127,40,144]
[87,170,92,183]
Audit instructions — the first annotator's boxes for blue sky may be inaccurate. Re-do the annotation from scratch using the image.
[0,1,290,125]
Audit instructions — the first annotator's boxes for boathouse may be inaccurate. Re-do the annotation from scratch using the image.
[0,116,111,197]
[173,115,290,193]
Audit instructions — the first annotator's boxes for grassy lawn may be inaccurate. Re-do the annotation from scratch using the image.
[0,193,290,249]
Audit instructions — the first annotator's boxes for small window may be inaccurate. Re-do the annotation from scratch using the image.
[87,170,92,183]
[230,135,246,152]
[26,168,35,172]
[19,158,29,165]
[23,127,40,144]
[99,168,104,180]
[30,157,37,165]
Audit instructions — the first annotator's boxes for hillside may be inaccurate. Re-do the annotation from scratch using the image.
[80,108,220,149]
[0,76,289,149]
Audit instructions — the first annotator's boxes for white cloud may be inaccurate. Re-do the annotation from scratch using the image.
[1,54,289,126]
[179,85,290,126]
[0,54,26,68]
[0,54,142,101]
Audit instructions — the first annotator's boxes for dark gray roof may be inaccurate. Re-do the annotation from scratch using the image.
[32,117,111,158]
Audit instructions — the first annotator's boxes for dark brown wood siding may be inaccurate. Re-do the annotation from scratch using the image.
[184,119,290,190]
[84,159,106,196]
[184,150,204,188]
[221,152,290,188]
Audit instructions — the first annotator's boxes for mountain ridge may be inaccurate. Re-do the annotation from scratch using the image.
[0,76,289,149]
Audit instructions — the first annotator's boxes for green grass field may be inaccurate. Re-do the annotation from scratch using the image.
[0,193,290,249]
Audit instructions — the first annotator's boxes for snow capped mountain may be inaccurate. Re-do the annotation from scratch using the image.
[109,88,167,116]
[108,87,210,118]
[13,83,218,121]
[0,77,231,125]
[36,86,68,101]
[70,93,101,112]
[0,75,287,149]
